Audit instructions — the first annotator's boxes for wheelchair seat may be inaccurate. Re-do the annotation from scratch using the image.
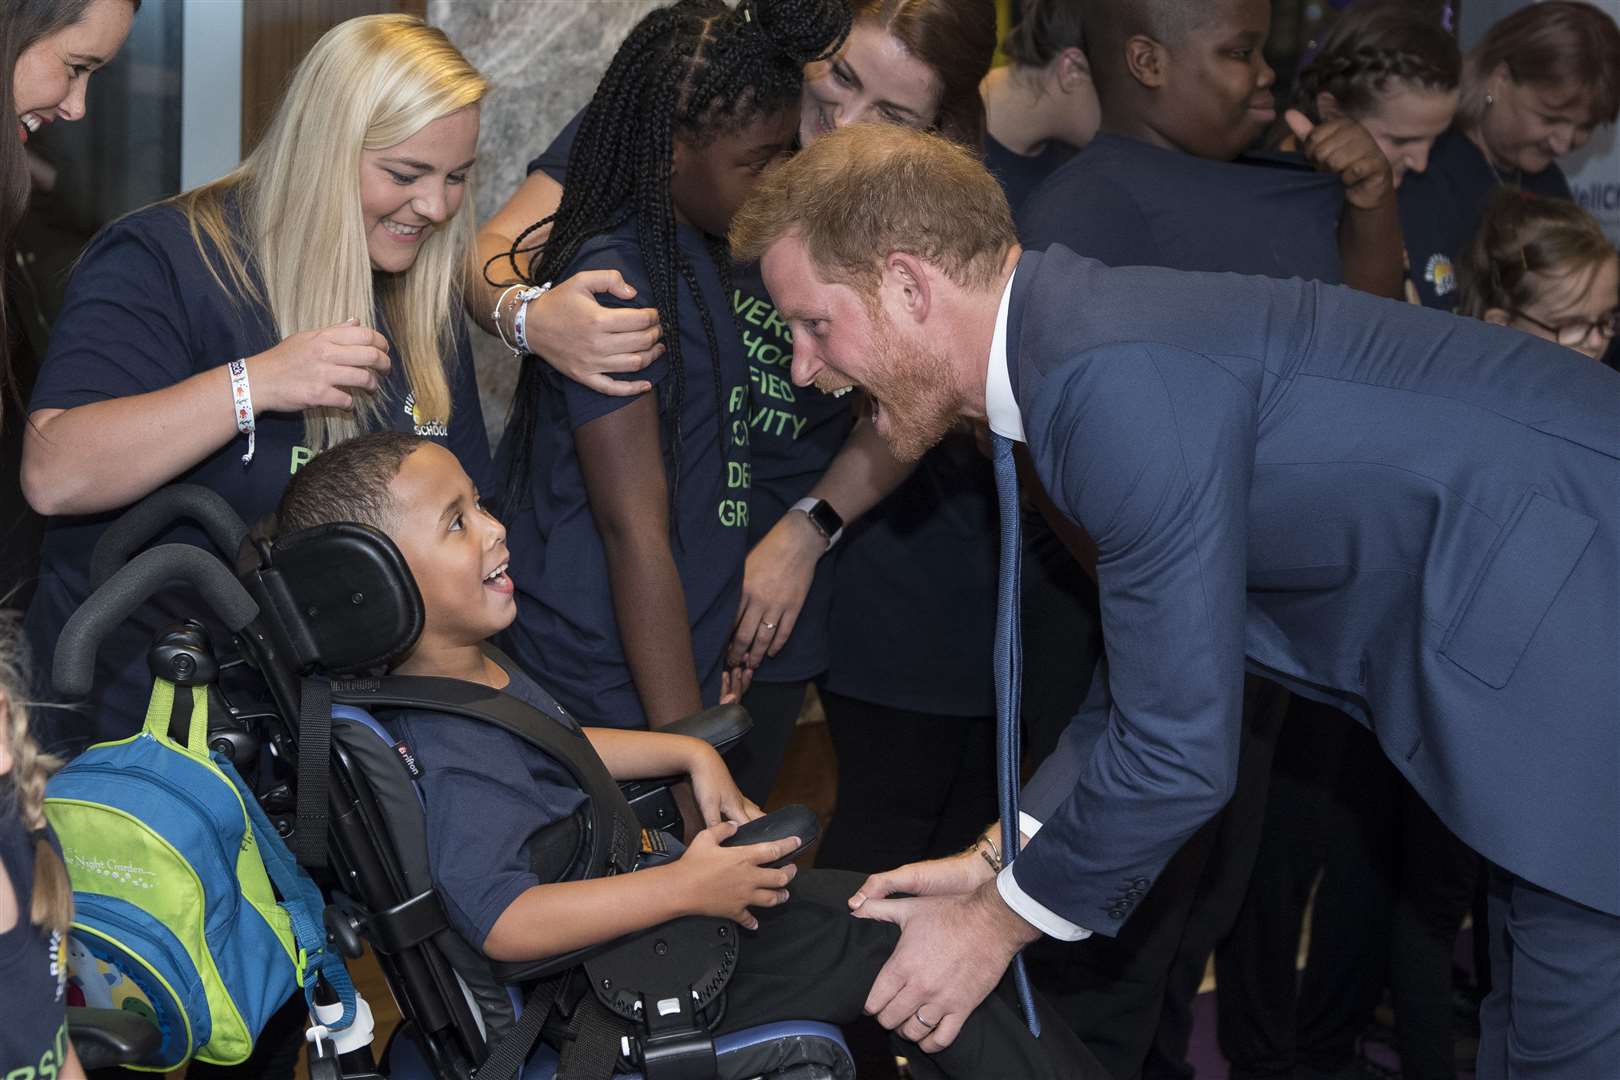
[60,488,856,1080]
[239,518,856,1079]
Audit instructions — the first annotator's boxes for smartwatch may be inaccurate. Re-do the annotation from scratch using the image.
[790,497,844,550]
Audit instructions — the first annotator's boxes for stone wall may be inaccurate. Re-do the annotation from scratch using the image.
[428,0,661,445]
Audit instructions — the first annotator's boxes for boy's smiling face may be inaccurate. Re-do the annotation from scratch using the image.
[386,444,516,651]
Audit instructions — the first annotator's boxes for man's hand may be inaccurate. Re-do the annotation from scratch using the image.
[852,879,1042,1053]
[848,846,995,910]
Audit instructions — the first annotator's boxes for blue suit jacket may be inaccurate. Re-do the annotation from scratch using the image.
[1011,246,1620,929]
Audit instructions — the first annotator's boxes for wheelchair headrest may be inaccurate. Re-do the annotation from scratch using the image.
[245,522,423,677]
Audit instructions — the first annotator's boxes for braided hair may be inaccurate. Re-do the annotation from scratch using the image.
[1293,1,1460,123]
[497,0,850,524]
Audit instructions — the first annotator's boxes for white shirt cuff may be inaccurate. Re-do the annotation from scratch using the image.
[997,811,1092,940]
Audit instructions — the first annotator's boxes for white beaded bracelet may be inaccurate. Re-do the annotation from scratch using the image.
[228,358,256,466]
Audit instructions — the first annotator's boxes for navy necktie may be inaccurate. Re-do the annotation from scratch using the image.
[992,430,1041,1037]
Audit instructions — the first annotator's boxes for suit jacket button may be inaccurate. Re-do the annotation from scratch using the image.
[1133,878,1150,890]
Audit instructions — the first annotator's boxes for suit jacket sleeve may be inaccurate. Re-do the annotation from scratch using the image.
[1012,341,1254,933]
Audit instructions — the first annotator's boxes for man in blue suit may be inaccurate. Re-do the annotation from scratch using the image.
[731,123,1620,1078]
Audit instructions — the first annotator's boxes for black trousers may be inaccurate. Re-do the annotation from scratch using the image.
[731,679,809,806]
[813,690,997,875]
[720,868,1108,1079]
[1216,700,1477,1080]
[1021,675,1288,1080]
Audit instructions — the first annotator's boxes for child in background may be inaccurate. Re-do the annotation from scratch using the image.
[1458,190,1619,363]
[272,432,1101,1079]
[0,623,84,1079]
[493,0,845,732]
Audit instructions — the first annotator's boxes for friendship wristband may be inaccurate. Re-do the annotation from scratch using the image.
[228,358,256,466]
[512,281,552,355]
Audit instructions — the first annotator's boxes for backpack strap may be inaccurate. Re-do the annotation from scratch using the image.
[218,753,359,1030]
[143,677,210,756]
[294,676,333,870]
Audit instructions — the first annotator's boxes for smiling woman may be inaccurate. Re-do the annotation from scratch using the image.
[18,14,495,759]
[1,0,137,411]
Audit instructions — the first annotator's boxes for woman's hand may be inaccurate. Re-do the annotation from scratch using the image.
[1285,109,1394,212]
[686,741,763,828]
[524,270,663,396]
[673,821,799,930]
[728,511,826,669]
[246,318,393,413]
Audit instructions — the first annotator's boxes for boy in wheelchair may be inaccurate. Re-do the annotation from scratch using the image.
[273,432,1098,1079]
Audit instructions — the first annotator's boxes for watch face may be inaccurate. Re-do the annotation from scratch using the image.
[808,501,843,537]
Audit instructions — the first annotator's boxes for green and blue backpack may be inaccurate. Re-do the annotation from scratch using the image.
[44,678,355,1069]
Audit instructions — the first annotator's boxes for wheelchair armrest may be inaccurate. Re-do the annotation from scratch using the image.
[659,703,752,753]
[489,945,602,985]
[69,1007,163,1070]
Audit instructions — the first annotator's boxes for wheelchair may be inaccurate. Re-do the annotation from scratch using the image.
[58,484,856,1080]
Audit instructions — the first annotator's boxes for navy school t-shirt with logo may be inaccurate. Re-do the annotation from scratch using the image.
[495,215,752,728]
[0,807,70,1078]
[528,114,851,684]
[1397,128,1573,312]
[23,199,490,758]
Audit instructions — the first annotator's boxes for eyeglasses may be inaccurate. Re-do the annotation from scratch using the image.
[1509,308,1620,349]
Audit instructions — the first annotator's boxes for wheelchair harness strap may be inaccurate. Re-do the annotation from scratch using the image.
[329,674,640,880]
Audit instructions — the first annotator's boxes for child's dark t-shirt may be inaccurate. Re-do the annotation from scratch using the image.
[527,115,848,683]
[497,215,752,727]
[24,199,490,758]
[983,133,1078,221]
[1397,128,1573,312]
[387,665,590,950]
[0,808,70,1075]
[1019,133,1344,283]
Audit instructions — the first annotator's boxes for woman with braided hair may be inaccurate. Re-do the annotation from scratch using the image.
[1286,1,1459,190]
[490,0,846,735]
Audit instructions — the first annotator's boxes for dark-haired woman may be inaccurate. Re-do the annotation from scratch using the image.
[1400,0,1620,312]
[475,0,998,805]
[1,0,134,414]
[979,0,1099,218]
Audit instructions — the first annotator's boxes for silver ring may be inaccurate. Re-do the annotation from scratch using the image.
[914,1009,937,1029]
[761,621,777,631]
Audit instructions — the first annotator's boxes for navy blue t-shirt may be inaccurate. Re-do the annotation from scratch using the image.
[1398,128,1573,312]
[496,215,751,728]
[825,432,999,716]
[386,665,589,949]
[983,132,1079,221]
[0,803,68,1077]
[528,115,849,683]
[1020,133,1344,284]
[24,200,490,758]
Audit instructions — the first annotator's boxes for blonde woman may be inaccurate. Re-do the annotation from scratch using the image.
[20,14,491,757]
[0,620,81,1079]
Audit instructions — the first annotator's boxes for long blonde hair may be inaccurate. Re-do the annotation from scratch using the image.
[0,617,73,938]
[178,14,488,451]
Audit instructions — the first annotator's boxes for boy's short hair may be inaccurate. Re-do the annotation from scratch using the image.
[275,431,428,538]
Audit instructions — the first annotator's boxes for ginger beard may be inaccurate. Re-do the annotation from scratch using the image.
[815,307,959,462]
